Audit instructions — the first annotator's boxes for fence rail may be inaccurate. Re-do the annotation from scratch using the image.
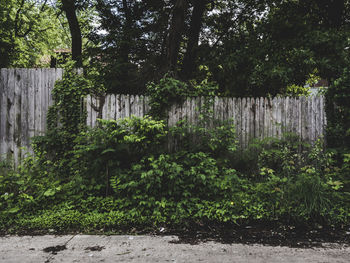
[1,68,327,165]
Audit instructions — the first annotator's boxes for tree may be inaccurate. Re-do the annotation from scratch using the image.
[166,0,188,74]
[61,0,83,67]
[181,0,208,80]
[0,0,70,68]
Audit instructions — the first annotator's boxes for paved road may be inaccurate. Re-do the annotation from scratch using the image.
[0,235,349,263]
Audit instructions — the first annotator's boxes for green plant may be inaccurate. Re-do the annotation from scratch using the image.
[31,61,97,178]
[71,116,168,196]
[146,75,218,120]
[326,67,350,150]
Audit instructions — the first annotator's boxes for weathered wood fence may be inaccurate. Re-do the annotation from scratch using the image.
[0,68,63,164]
[1,68,327,165]
[86,94,326,149]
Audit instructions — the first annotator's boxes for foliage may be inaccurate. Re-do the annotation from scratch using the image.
[1,114,350,234]
[32,61,93,177]
[0,0,70,68]
[146,75,218,119]
[71,116,168,195]
[326,66,350,150]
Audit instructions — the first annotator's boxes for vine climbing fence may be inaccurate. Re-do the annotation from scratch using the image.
[1,68,326,165]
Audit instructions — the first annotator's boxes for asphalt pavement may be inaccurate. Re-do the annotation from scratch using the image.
[0,235,349,263]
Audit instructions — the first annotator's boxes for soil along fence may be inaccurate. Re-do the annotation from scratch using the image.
[0,68,63,164]
[1,68,326,165]
[86,94,326,149]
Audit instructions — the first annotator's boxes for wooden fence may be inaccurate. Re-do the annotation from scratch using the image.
[0,68,63,164]
[0,68,327,165]
[86,94,326,149]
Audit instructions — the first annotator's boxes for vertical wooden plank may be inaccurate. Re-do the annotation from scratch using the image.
[180,97,187,124]
[316,96,321,141]
[126,94,131,118]
[107,94,112,119]
[186,97,191,123]
[89,95,94,127]
[291,97,298,136]
[195,96,201,126]
[300,96,308,142]
[141,95,146,117]
[236,98,243,148]
[284,97,289,134]
[247,97,252,147]
[311,96,317,143]
[120,94,125,119]
[249,97,254,144]
[213,96,219,121]
[259,97,265,139]
[130,95,135,117]
[168,103,173,127]
[248,97,254,143]
[231,98,237,139]
[307,96,313,143]
[27,69,35,153]
[221,97,227,122]
[134,95,139,118]
[40,69,46,133]
[320,96,325,139]
[47,68,54,107]
[111,94,116,120]
[276,97,283,139]
[139,95,143,118]
[39,69,45,134]
[279,97,285,137]
[91,96,97,127]
[143,95,149,115]
[101,94,106,120]
[176,101,182,126]
[264,98,268,138]
[189,97,194,125]
[270,97,276,139]
[0,69,8,159]
[241,98,247,149]
[296,97,301,140]
[101,94,107,119]
[108,94,113,119]
[115,94,121,120]
[6,69,15,161]
[220,97,225,121]
[13,69,22,165]
[132,95,138,117]
[286,97,292,134]
[308,96,313,143]
[253,97,259,140]
[245,97,250,145]
[34,69,40,135]
[85,95,91,126]
[264,97,271,138]
[227,97,233,123]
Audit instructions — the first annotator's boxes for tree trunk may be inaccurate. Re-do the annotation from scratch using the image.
[181,0,207,80]
[61,0,82,67]
[120,0,132,63]
[166,0,188,74]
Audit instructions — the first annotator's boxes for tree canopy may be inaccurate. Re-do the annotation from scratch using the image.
[1,0,350,96]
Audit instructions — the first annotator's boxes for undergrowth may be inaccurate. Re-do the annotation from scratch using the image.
[0,74,349,234]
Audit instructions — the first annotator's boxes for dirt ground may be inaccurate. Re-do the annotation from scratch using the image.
[0,235,349,263]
